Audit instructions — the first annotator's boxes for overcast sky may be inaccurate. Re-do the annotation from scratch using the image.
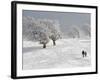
[23,10,90,36]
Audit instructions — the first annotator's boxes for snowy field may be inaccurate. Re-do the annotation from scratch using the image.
[22,38,91,70]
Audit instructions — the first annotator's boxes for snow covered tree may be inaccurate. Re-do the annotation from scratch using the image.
[31,23,50,48]
[82,24,91,37]
[23,16,62,48]
[67,25,80,38]
[73,27,80,38]
[49,29,62,46]
[32,30,49,48]
[22,16,36,41]
[49,20,62,46]
[39,32,49,48]
[38,19,62,46]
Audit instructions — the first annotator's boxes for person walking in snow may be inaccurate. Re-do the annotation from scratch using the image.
[82,50,87,58]
[84,51,87,57]
[82,50,85,57]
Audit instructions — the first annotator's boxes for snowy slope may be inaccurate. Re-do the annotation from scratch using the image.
[23,38,91,70]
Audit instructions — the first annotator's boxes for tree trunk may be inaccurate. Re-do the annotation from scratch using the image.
[53,40,56,46]
[43,44,46,48]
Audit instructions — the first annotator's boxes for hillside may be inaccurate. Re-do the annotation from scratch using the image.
[23,38,91,70]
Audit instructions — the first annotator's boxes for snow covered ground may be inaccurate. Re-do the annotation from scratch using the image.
[22,38,91,70]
